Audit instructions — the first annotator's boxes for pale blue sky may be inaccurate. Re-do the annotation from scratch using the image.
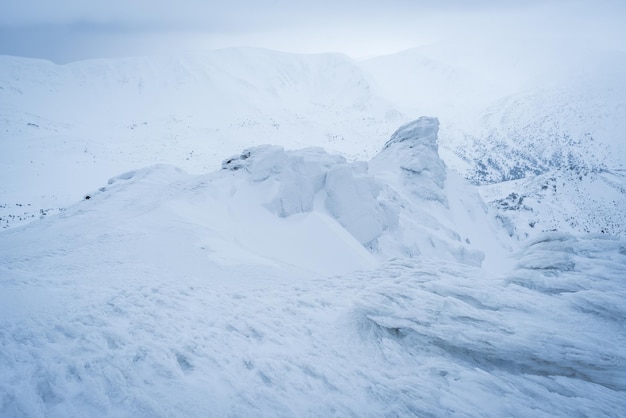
[1,0,624,62]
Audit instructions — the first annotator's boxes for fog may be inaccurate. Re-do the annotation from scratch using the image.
[1,0,624,63]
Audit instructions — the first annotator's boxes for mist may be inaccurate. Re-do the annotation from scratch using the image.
[1,0,624,63]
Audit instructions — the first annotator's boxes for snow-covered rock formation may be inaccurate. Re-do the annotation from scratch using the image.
[220,117,509,269]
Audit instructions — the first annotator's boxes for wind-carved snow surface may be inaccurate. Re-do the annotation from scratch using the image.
[353,233,626,416]
[2,117,624,416]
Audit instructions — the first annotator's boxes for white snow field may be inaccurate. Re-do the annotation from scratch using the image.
[1,115,625,417]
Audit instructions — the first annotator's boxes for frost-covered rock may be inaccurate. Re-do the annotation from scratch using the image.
[324,162,396,245]
[367,117,510,267]
[222,144,392,243]
[223,145,345,218]
[219,117,509,267]
[371,116,446,203]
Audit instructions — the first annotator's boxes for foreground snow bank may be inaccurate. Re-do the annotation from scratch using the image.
[0,231,624,417]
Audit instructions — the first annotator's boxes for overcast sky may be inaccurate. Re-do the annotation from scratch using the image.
[1,0,624,62]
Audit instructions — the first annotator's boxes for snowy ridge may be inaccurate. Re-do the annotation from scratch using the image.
[0,49,400,153]
[0,49,404,230]
[15,116,493,278]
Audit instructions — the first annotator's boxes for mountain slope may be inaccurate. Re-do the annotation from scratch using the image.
[452,51,626,238]
[461,53,626,184]
[480,168,626,239]
[0,49,404,230]
[363,46,626,238]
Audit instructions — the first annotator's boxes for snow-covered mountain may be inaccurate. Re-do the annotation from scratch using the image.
[0,48,404,230]
[0,48,403,162]
[453,50,626,238]
[2,116,624,416]
[3,46,625,238]
[1,44,626,416]
[456,50,626,184]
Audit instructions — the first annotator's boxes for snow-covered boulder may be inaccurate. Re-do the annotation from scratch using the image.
[371,116,446,203]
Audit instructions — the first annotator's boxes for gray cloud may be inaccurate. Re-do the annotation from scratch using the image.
[1,0,624,62]
[1,0,586,29]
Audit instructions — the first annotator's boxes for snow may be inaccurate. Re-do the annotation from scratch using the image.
[1,220,624,416]
[1,45,626,416]
[0,49,404,230]
[214,118,507,269]
[480,168,626,238]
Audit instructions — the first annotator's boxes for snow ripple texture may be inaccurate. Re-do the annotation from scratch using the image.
[0,233,624,417]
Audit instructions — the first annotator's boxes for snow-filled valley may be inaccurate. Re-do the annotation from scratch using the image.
[1,46,626,416]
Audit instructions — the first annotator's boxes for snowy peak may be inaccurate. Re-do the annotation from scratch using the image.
[371,116,446,202]
[382,116,439,151]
